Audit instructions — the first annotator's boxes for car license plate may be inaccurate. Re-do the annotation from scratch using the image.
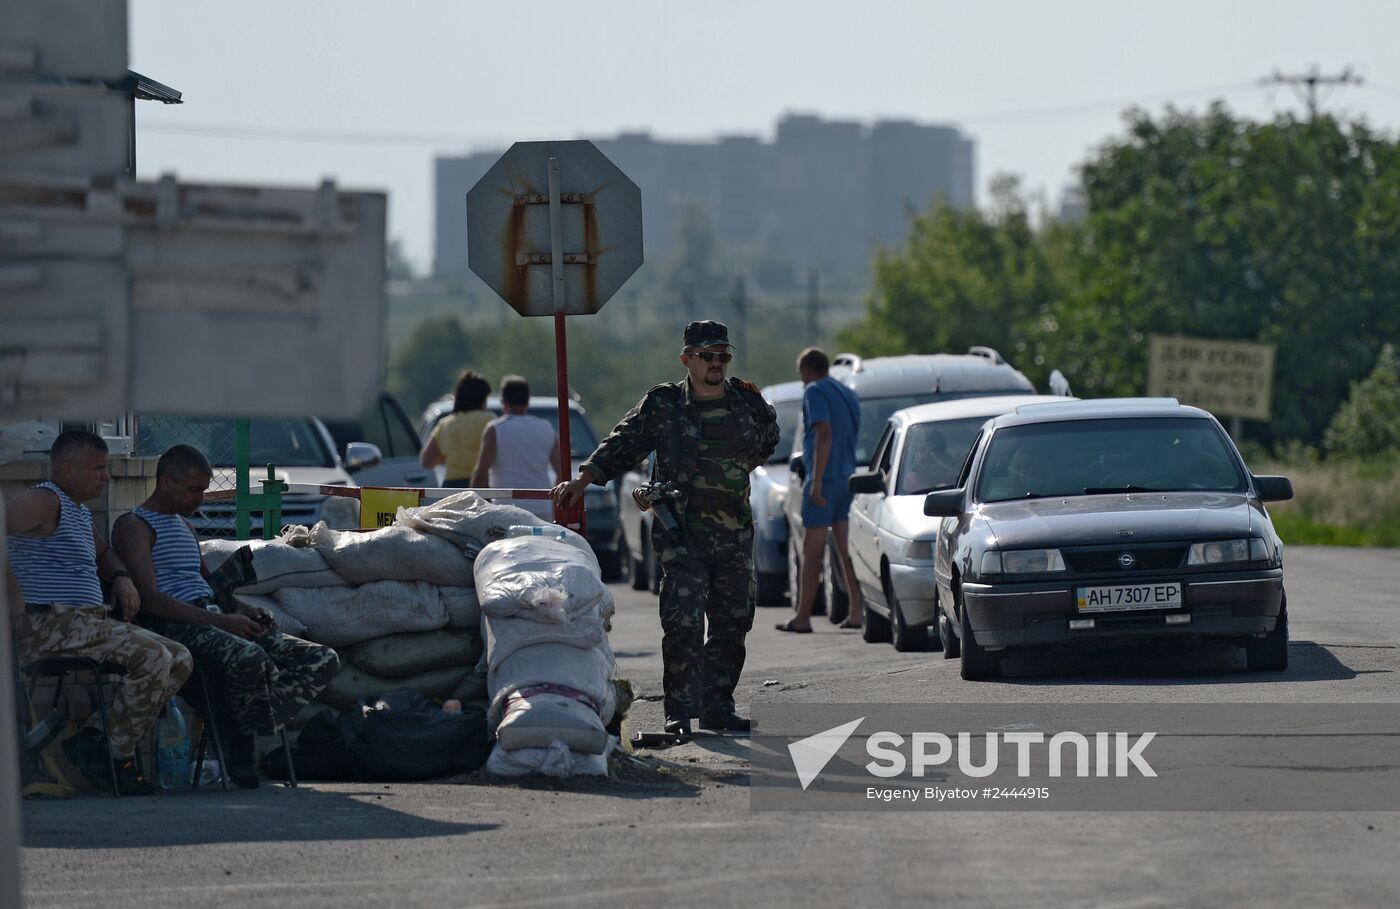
[1076,582,1182,612]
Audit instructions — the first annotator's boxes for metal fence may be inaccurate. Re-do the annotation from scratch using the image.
[133,414,241,539]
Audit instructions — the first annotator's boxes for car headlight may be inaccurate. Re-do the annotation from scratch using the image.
[981,549,1066,575]
[320,495,360,529]
[1187,539,1253,565]
[901,537,935,560]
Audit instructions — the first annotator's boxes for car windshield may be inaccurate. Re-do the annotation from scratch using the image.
[895,417,990,495]
[136,416,333,468]
[769,400,802,463]
[976,417,1247,502]
[794,391,1009,465]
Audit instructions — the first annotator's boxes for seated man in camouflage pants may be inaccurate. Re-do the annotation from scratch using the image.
[5,429,193,794]
[112,444,339,788]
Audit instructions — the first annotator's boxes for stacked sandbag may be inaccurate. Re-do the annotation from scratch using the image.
[474,536,617,778]
[199,506,494,729]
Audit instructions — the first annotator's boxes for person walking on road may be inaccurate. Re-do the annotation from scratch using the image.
[778,347,863,633]
[4,429,193,794]
[473,375,560,519]
[112,444,340,788]
[553,321,779,735]
[421,369,494,487]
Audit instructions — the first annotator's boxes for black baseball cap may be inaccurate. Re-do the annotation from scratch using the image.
[683,320,734,349]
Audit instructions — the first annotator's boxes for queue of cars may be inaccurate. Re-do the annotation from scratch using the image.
[614,343,1295,682]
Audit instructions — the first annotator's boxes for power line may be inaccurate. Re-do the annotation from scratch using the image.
[956,80,1263,126]
[137,80,1268,147]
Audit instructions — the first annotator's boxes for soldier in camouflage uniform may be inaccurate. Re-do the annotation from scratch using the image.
[112,444,339,788]
[5,429,192,794]
[554,321,779,734]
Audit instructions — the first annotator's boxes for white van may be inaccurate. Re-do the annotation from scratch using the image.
[783,348,1037,622]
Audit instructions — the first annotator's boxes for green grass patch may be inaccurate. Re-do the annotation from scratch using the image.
[1257,456,1400,548]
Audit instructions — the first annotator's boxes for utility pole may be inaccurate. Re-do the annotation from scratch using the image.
[730,270,748,373]
[1263,66,1363,120]
[805,268,821,340]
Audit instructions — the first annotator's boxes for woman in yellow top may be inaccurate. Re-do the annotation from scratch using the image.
[420,370,494,487]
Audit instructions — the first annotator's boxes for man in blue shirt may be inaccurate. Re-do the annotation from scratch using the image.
[777,348,863,633]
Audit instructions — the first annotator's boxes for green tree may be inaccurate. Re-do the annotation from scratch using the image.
[1052,105,1400,441]
[838,175,1065,387]
[1324,344,1400,459]
[386,315,475,417]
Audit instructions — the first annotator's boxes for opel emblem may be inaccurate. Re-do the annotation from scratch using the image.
[1117,552,1137,569]
[1116,530,1133,537]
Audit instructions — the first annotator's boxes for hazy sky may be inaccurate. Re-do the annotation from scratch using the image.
[131,0,1400,273]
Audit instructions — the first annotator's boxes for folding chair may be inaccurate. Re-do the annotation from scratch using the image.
[24,657,127,797]
[185,664,231,792]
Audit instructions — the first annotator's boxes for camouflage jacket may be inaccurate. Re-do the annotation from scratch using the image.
[581,376,780,528]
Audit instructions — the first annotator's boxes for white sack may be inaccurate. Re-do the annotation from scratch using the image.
[494,690,608,753]
[474,537,609,625]
[482,607,611,672]
[440,587,481,629]
[486,641,617,726]
[485,738,612,779]
[273,580,447,647]
[308,522,475,587]
[200,538,343,594]
[396,490,547,552]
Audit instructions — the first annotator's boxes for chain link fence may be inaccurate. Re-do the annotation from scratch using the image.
[133,415,241,538]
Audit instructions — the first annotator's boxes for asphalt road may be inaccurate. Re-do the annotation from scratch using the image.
[19,546,1400,908]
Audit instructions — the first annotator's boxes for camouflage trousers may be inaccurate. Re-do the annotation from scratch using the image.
[657,525,756,718]
[146,618,339,736]
[19,605,193,758]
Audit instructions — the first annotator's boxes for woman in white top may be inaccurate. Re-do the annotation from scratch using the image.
[471,375,560,519]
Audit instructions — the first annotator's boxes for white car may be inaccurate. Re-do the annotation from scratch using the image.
[845,394,1074,650]
[784,349,1039,623]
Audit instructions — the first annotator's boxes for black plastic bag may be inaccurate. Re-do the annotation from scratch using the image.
[264,688,490,782]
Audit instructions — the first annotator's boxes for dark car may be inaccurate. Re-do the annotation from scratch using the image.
[921,398,1293,680]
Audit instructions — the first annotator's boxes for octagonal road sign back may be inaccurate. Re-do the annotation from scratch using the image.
[466,140,643,316]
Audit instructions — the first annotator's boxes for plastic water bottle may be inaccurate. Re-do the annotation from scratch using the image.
[507,524,568,541]
[156,698,190,789]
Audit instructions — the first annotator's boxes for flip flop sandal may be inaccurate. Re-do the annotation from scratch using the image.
[775,621,813,634]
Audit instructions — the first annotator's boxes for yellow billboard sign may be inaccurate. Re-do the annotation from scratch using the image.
[1146,335,1275,421]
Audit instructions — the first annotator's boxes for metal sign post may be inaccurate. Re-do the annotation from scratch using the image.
[466,140,644,531]
[547,158,575,525]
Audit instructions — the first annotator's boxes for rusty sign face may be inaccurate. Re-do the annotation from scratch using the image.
[466,140,643,316]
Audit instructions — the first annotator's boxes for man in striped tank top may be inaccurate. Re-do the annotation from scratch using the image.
[112,445,339,788]
[5,430,193,794]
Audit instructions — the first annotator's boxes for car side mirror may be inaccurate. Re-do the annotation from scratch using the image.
[344,442,383,473]
[790,453,805,481]
[848,471,885,495]
[1252,474,1294,502]
[923,488,964,517]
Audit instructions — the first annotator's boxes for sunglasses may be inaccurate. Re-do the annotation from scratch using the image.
[689,351,733,364]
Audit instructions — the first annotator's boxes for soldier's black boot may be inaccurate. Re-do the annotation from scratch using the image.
[699,710,752,733]
[663,715,692,737]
